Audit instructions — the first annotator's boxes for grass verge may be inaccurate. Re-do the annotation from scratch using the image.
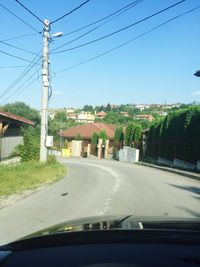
[0,160,67,197]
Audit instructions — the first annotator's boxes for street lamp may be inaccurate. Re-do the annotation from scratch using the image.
[51,32,63,38]
[40,19,63,162]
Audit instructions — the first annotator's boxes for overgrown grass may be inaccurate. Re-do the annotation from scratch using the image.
[0,160,67,197]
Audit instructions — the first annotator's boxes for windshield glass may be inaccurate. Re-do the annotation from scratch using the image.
[0,0,200,245]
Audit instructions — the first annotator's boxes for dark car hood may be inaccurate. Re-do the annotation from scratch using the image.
[22,215,200,240]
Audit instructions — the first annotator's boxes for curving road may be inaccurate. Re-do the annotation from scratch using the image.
[0,157,200,245]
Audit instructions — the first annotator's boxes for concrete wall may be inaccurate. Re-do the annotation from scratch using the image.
[173,158,196,170]
[119,146,139,163]
[1,136,23,159]
[71,140,82,157]
[158,156,173,167]
[146,156,200,171]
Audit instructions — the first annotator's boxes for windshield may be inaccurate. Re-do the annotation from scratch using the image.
[0,0,200,245]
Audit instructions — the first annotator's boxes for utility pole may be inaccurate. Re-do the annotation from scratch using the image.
[40,19,50,162]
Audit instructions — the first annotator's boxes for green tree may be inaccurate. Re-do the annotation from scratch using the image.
[125,123,132,146]
[48,112,78,146]
[1,102,40,124]
[91,132,99,145]
[83,105,94,112]
[105,103,111,111]
[17,127,40,162]
[99,130,107,144]
[145,106,200,163]
[113,127,124,148]
[75,134,83,140]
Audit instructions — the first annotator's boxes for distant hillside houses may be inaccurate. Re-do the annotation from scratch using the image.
[77,112,95,123]
[136,114,154,122]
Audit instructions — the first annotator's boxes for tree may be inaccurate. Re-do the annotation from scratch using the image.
[17,127,40,162]
[91,132,99,145]
[105,103,111,111]
[83,105,93,112]
[75,134,83,140]
[125,123,132,146]
[48,112,78,146]
[1,102,40,124]
[145,106,200,163]
[113,127,124,148]
[125,123,142,148]
[99,130,107,144]
[113,127,124,158]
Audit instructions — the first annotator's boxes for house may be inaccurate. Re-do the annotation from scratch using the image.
[0,111,34,159]
[96,111,106,119]
[77,112,95,123]
[135,104,150,111]
[67,112,77,120]
[136,114,154,122]
[60,123,117,158]
[158,111,168,116]
[60,123,116,142]
[66,108,75,113]
[120,111,129,117]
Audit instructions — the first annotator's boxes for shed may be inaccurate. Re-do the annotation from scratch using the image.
[0,111,34,159]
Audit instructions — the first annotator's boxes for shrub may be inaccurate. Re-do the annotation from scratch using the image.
[17,127,40,162]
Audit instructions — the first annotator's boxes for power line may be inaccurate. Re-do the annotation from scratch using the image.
[8,76,39,103]
[51,0,143,52]
[52,0,186,54]
[15,0,44,24]
[0,65,26,69]
[0,3,41,34]
[0,40,38,56]
[0,50,42,100]
[50,0,90,25]
[1,69,40,104]
[62,0,143,37]
[0,33,40,42]
[56,5,200,74]
[0,49,39,63]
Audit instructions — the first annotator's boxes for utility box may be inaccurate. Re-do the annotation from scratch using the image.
[46,136,53,147]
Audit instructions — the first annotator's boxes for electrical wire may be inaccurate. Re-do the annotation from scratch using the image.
[56,5,200,74]
[15,0,44,24]
[0,50,42,100]
[0,3,41,34]
[0,33,40,42]
[0,65,26,69]
[0,49,39,63]
[1,69,40,104]
[51,0,143,52]
[52,0,186,54]
[62,0,143,37]
[50,0,90,25]
[0,40,38,56]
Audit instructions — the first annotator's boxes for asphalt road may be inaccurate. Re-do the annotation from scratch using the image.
[0,157,200,245]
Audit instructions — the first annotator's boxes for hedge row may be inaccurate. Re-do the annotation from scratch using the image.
[146,106,200,164]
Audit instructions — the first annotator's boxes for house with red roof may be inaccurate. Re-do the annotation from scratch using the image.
[96,111,106,119]
[0,111,34,160]
[60,123,116,142]
[60,123,117,158]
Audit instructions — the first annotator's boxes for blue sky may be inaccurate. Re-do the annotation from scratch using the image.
[0,0,200,109]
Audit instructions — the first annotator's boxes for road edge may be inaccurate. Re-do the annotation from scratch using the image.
[137,162,200,181]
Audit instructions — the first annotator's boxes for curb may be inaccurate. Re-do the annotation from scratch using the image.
[137,162,200,181]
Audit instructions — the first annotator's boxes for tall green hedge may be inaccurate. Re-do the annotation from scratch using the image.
[146,106,200,164]
[125,123,142,148]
